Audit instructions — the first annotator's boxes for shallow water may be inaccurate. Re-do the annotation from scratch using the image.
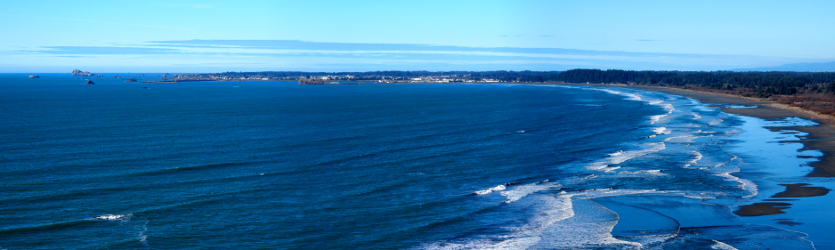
[0,74,830,249]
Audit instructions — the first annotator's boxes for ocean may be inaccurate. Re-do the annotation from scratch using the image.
[1,74,832,249]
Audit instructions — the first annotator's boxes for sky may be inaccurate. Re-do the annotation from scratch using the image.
[2,0,834,73]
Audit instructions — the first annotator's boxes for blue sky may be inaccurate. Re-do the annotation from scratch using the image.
[2,0,834,73]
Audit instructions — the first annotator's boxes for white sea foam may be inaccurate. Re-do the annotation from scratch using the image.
[474,184,506,195]
[420,239,492,250]
[618,169,667,177]
[648,103,675,124]
[649,115,666,124]
[608,150,623,156]
[761,117,819,127]
[93,214,132,221]
[599,89,642,101]
[500,182,561,203]
[478,190,652,249]
[661,103,675,112]
[682,191,719,200]
[718,171,758,199]
[682,151,703,168]
[572,188,664,200]
[587,143,666,172]
[664,135,698,143]
[710,240,739,250]
[709,119,724,125]
[692,112,702,120]
[653,127,671,135]
[531,199,643,249]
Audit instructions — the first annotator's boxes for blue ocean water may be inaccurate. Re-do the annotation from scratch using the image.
[0,74,830,249]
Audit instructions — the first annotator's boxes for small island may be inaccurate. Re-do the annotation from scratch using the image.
[85,80,95,85]
[125,78,137,82]
[72,69,103,77]
[29,74,40,79]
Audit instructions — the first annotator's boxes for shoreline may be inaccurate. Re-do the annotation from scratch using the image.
[623,85,835,178]
[615,85,835,221]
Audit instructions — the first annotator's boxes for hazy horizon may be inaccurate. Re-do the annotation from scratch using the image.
[3,1,835,72]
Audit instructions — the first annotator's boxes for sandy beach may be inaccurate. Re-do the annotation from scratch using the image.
[624,86,835,219]
[631,86,835,177]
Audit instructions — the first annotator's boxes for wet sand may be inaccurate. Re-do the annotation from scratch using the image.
[733,202,792,217]
[627,86,835,178]
[772,184,830,197]
[622,86,835,218]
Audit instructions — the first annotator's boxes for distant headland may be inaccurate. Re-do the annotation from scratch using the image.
[153,70,835,118]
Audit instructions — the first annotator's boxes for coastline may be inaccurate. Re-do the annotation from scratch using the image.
[597,84,835,247]
[625,85,835,178]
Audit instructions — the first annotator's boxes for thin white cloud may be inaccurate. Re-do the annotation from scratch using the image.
[11,40,816,72]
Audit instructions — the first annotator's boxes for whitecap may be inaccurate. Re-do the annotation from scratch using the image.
[500,181,561,203]
[650,115,667,124]
[711,240,739,250]
[618,169,667,177]
[474,184,507,195]
[93,214,132,221]
[587,143,666,172]
[718,171,758,199]
[664,135,698,143]
[653,127,671,135]
[682,151,703,168]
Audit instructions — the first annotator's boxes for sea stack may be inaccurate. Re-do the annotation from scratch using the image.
[85,80,95,85]
[29,75,40,79]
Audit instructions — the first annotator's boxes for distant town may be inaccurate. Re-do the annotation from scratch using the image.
[65,69,835,117]
[153,72,540,84]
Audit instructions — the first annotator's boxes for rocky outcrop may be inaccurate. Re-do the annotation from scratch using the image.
[72,69,92,76]
[299,78,326,85]
[71,69,102,77]
[125,78,137,82]
[29,75,40,79]
[85,80,95,85]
